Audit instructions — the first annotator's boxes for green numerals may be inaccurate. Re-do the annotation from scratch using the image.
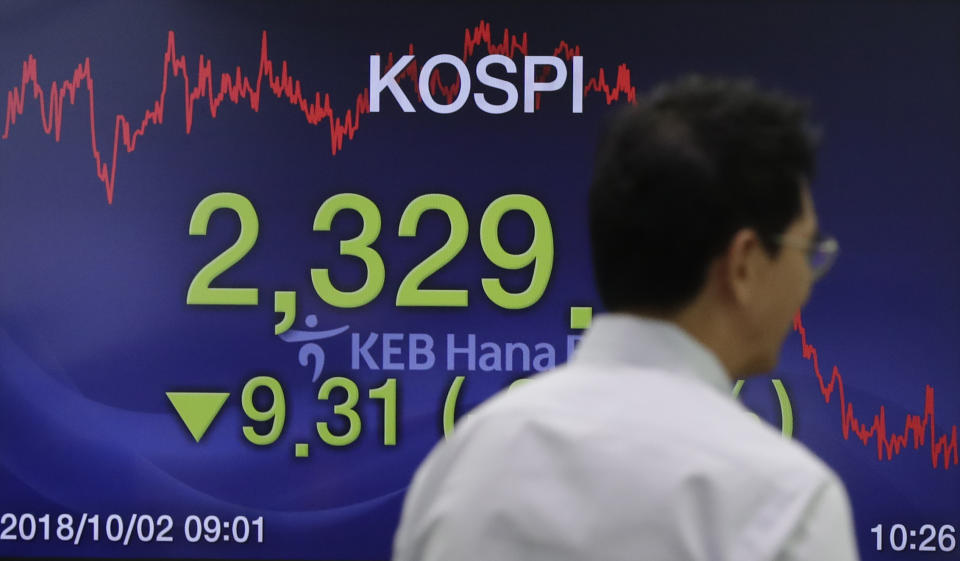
[480,194,554,309]
[316,376,362,446]
[368,378,397,446]
[188,191,556,310]
[396,194,469,307]
[187,192,259,305]
[316,377,397,446]
[241,376,286,445]
[312,194,385,308]
[238,376,396,448]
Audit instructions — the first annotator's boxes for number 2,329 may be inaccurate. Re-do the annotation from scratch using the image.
[186,192,554,310]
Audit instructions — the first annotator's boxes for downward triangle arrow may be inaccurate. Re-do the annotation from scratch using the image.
[166,392,230,442]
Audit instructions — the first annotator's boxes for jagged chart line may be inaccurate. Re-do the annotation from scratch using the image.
[794,312,959,470]
[1,20,637,204]
[5,19,955,472]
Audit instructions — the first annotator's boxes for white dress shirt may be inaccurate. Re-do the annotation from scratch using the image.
[393,314,859,561]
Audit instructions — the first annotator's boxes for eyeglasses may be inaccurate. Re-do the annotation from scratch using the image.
[772,232,839,281]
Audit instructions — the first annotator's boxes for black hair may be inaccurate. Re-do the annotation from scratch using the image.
[589,75,819,313]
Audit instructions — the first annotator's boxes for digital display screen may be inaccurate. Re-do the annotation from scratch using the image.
[1,2,958,560]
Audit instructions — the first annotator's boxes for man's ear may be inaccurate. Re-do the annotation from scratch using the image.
[721,228,764,305]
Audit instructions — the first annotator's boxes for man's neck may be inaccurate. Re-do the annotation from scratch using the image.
[628,303,748,381]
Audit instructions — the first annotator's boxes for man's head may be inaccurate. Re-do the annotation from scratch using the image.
[589,76,825,376]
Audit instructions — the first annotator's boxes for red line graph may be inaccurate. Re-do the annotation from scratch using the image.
[1,20,637,204]
[13,20,953,473]
[794,312,959,469]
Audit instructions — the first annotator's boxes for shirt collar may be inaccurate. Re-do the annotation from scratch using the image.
[571,313,732,394]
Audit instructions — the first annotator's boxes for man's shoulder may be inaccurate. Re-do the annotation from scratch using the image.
[396,365,844,561]
[445,363,834,488]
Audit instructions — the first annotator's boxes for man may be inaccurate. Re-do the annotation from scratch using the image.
[393,76,859,561]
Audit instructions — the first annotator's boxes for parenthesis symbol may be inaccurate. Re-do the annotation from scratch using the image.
[443,376,465,438]
[732,378,794,439]
[772,379,794,438]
